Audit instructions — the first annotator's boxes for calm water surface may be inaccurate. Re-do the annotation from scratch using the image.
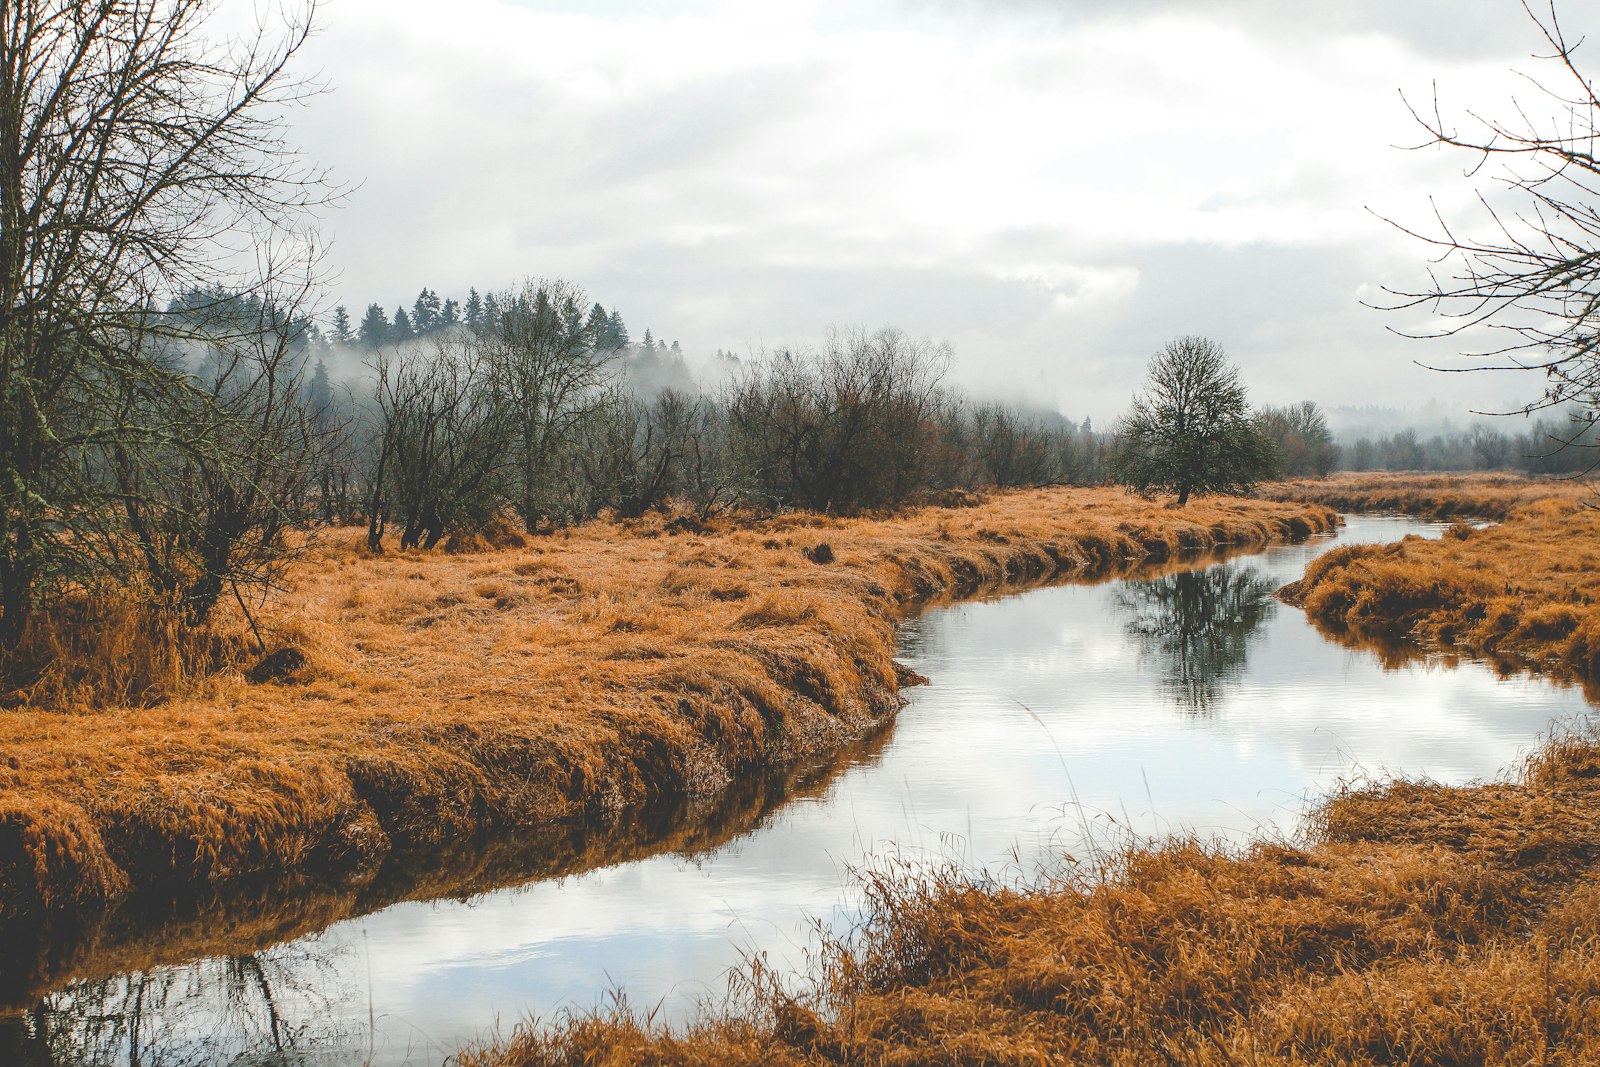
[11,516,1595,1065]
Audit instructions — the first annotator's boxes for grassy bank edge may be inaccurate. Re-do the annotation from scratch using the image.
[457,729,1600,1066]
[0,491,1338,930]
[1276,475,1600,697]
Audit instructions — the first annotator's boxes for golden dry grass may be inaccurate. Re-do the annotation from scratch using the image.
[457,732,1600,1067]
[449,473,1600,1067]
[0,488,1335,923]
[0,726,892,1011]
[1259,470,1590,521]
[1279,483,1600,692]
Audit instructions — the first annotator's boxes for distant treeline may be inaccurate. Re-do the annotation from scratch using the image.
[173,280,1114,565]
[337,281,1112,548]
[1336,415,1600,475]
[11,266,1585,673]
[323,288,683,358]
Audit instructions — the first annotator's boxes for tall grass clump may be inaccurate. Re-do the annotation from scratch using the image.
[458,728,1600,1066]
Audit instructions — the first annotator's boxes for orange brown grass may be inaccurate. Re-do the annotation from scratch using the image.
[0,488,1335,922]
[458,731,1600,1067]
[1259,470,1589,521]
[1281,487,1600,692]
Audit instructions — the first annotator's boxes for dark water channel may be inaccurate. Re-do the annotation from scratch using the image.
[7,516,1595,1065]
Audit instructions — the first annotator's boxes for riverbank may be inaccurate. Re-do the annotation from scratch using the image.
[1278,475,1600,694]
[1259,470,1586,520]
[460,728,1600,1066]
[452,472,1600,1066]
[0,489,1335,924]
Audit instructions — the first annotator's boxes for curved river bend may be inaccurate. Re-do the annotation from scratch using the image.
[9,515,1595,1065]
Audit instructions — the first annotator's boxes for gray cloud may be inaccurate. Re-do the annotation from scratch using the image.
[923,0,1548,60]
[282,0,1570,425]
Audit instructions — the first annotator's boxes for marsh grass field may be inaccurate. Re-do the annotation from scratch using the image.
[445,472,1600,1067]
[10,474,1600,1066]
[0,489,1333,931]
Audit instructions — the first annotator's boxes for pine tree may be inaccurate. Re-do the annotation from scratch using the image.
[331,305,352,345]
[586,302,609,344]
[357,303,390,348]
[465,287,484,328]
[605,309,629,350]
[440,298,460,327]
[482,291,501,328]
[412,288,441,334]
[305,359,334,429]
[641,328,654,349]
[391,306,415,342]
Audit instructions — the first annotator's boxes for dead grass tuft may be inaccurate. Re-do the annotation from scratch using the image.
[1283,476,1600,693]
[461,732,1600,1067]
[0,596,250,710]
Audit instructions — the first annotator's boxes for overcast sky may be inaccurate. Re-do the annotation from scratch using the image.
[271,0,1583,423]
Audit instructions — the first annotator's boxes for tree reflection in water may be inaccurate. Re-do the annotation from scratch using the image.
[1,942,361,1067]
[1113,564,1279,714]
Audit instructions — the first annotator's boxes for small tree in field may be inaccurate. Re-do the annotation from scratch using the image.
[1112,336,1274,505]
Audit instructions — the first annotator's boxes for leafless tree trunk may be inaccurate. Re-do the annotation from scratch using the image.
[0,0,332,648]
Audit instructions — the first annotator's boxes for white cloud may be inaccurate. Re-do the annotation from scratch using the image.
[278,0,1574,418]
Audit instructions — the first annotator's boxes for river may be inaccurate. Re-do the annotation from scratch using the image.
[6,515,1593,1065]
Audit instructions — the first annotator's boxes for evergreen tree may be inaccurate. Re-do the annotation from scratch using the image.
[482,291,501,328]
[304,321,331,360]
[331,305,352,345]
[391,306,415,342]
[465,287,484,328]
[586,302,609,343]
[605,309,629,350]
[412,288,441,334]
[305,358,334,431]
[440,298,460,327]
[357,303,390,348]
[641,328,654,349]
[670,340,682,356]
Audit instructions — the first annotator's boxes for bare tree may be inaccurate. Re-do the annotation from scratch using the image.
[482,278,616,529]
[1382,1,1600,430]
[368,336,510,551]
[0,0,331,649]
[109,284,342,630]
[576,387,735,518]
[726,328,950,512]
[1259,401,1337,478]
[1111,336,1275,506]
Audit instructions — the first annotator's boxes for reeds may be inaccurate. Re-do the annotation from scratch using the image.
[1285,487,1600,691]
[458,729,1600,1066]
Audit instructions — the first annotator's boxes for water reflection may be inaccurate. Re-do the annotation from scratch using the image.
[1114,566,1279,714]
[3,948,356,1067]
[0,725,898,1066]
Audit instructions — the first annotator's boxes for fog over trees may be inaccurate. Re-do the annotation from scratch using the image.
[7,0,1598,689]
